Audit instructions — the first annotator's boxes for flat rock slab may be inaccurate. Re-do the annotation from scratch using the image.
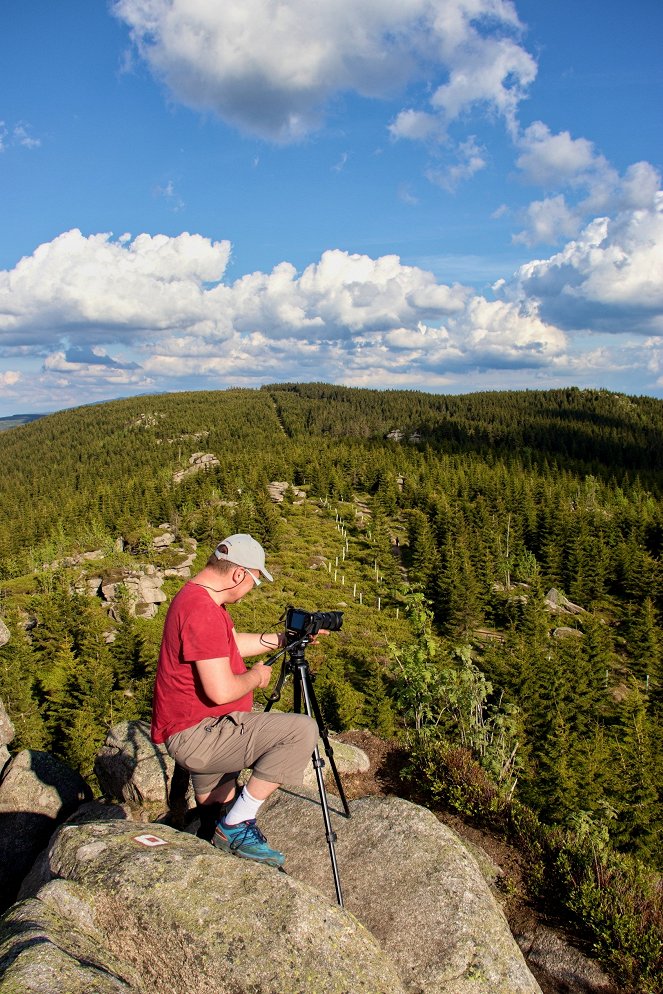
[261,789,542,994]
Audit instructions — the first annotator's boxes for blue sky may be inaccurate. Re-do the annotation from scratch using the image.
[1,0,662,415]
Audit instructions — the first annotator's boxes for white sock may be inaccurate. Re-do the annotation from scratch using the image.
[224,786,263,826]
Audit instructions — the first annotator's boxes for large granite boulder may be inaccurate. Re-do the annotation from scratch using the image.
[303,736,369,787]
[261,789,542,994]
[0,750,92,913]
[94,720,190,819]
[5,819,405,994]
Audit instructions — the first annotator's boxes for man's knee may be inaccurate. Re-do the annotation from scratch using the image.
[300,714,319,752]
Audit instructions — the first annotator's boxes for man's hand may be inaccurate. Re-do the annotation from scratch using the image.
[251,660,273,689]
[307,628,330,646]
[195,655,271,703]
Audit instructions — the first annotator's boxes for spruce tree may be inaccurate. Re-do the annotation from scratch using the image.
[0,613,49,751]
[609,684,661,863]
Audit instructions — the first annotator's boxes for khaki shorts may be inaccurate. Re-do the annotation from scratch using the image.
[165,710,318,797]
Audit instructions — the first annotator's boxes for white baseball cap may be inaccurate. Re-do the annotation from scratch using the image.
[214,534,273,582]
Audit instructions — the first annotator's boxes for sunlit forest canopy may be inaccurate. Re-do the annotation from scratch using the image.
[1,384,662,568]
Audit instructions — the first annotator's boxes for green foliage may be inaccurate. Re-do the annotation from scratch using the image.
[389,594,521,796]
[408,743,663,994]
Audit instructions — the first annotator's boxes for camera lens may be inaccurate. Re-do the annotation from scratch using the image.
[315,611,343,632]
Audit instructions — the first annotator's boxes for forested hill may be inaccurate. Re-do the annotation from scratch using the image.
[1,383,662,987]
[1,384,662,567]
[269,382,663,480]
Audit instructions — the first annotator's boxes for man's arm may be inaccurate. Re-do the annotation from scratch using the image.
[233,632,285,657]
[194,655,272,704]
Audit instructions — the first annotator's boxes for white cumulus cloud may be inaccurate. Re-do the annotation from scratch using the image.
[514,122,662,245]
[510,194,663,334]
[114,0,536,142]
[0,229,232,349]
[2,218,663,405]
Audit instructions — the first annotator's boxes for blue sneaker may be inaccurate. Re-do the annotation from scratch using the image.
[213,818,285,868]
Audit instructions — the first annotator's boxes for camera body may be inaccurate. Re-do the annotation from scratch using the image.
[285,606,343,638]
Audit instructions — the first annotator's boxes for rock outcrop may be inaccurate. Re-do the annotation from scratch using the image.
[5,819,406,994]
[0,716,611,994]
[100,566,168,620]
[172,452,220,483]
[261,789,542,994]
[267,480,306,503]
[0,750,92,913]
[545,588,586,615]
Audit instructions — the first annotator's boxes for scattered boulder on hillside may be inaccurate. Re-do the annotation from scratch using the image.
[0,617,10,648]
[516,923,617,994]
[0,750,92,913]
[261,789,542,994]
[386,429,422,443]
[42,549,106,571]
[268,480,306,503]
[0,699,14,775]
[74,574,105,597]
[545,588,586,615]
[152,528,176,548]
[163,543,197,579]
[553,626,584,639]
[100,566,167,619]
[172,452,220,484]
[94,720,191,820]
[9,819,406,994]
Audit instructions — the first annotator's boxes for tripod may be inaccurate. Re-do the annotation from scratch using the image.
[264,635,351,907]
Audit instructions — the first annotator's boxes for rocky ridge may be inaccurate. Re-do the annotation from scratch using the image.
[0,713,547,994]
[0,711,619,994]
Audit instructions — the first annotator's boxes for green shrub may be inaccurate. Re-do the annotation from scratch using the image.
[407,740,663,994]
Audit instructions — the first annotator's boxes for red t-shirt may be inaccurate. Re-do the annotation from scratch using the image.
[151,582,253,743]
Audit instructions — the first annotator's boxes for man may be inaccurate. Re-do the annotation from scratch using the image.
[151,533,319,868]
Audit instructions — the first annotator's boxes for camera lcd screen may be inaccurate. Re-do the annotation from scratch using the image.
[288,609,309,630]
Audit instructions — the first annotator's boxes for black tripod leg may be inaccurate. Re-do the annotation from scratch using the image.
[297,668,345,908]
[293,666,302,715]
[310,740,344,907]
[305,678,351,818]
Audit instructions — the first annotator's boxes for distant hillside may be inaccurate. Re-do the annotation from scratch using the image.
[1,384,662,568]
[0,413,46,432]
